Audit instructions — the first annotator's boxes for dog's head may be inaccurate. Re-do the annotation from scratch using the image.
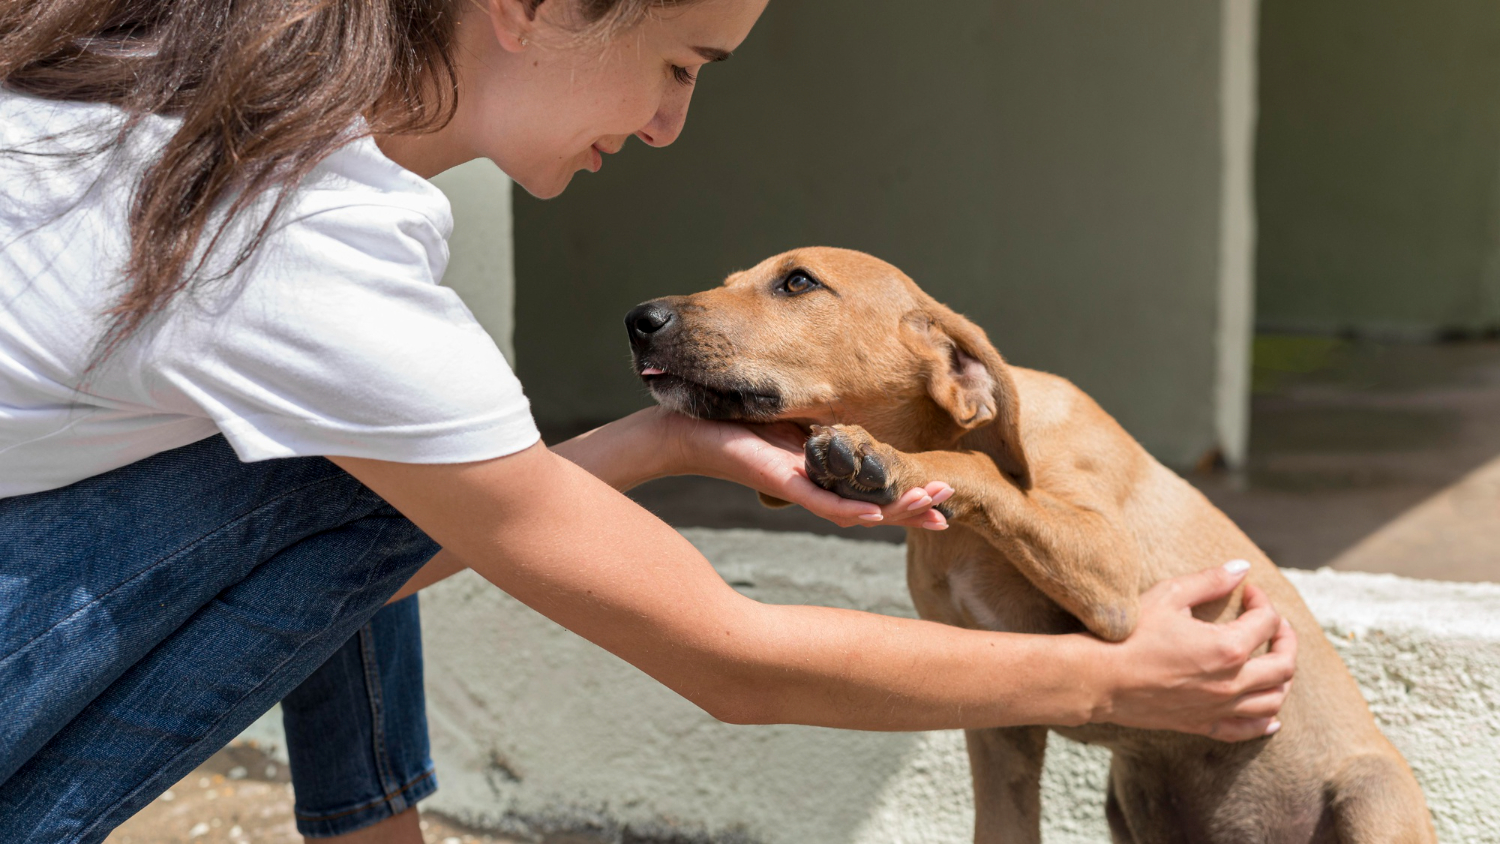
[625,247,1030,487]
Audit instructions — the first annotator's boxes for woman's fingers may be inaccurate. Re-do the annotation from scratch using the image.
[879,483,952,530]
[1205,717,1281,743]
[1214,585,1295,673]
[1216,609,1282,666]
[784,478,953,531]
[1149,559,1253,612]
[890,486,932,513]
[1230,681,1292,720]
[710,420,957,531]
[1228,619,1298,695]
[767,473,880,527]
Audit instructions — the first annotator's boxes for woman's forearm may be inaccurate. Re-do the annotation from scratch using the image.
[550,409,683,492]
[385,411,681,604]
[340,444,1104,731]
[698,601,1103,730]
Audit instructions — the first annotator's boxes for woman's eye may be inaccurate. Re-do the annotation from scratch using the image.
[779,272,818,295]
[671,65,698,86]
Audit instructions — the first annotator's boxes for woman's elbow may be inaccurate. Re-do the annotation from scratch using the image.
[684,674,782,726]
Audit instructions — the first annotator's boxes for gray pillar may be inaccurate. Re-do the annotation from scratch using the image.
[1217,0,1261,465]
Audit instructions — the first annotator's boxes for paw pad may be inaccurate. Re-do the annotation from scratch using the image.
[805,425,897,505]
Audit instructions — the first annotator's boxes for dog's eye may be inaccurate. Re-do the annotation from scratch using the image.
[777,271,820,296]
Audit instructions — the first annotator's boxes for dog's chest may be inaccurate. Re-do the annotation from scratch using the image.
[907,529,1080,635]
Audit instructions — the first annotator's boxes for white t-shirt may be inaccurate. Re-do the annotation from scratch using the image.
[0,89,541,498]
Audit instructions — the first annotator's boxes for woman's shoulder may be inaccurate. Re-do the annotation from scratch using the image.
[1,86,118,141]
[293,135,454,242]
[0,87,178,160]
[0,87,452,242]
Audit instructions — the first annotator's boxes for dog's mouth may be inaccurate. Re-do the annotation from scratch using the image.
[636,361,784,422]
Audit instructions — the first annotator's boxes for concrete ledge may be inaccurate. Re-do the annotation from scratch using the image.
[243,528,1500,842]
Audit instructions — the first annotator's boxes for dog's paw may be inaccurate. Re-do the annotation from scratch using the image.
[805,424,901,505]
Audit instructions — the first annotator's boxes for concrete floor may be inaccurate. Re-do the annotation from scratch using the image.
[615,337,1500,580]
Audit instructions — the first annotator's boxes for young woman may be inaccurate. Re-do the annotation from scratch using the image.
[0,1,1297,842]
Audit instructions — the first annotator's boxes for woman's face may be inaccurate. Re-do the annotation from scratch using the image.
[451,0,769,198]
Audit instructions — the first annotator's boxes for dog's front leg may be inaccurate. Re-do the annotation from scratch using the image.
[965,726,1049,844]
[806,424,1142,642]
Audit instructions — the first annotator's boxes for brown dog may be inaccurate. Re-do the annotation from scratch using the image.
[624,247,1434,844]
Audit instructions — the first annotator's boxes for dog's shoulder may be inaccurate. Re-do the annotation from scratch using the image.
[1007,367,1116,435]
[1005,366,1154,489]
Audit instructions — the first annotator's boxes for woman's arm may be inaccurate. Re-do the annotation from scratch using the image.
[385,406,943,605]
[550,407,953,529]
[336,442,1294,740]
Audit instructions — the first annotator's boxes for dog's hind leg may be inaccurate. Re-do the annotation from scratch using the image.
[965,726,1048,844]
[1328,754,1435,843]
[1104,775,1138,844]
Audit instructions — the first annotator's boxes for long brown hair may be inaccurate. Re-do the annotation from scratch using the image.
[0,0,690,360]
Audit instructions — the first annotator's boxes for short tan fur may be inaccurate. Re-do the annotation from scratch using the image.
[633,247,1434,844]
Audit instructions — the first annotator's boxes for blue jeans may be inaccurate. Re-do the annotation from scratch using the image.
[0,435,440,842]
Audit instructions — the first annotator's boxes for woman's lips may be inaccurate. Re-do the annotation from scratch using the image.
[588,145,603,173]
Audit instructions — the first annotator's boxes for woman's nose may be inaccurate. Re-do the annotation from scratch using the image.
[635,91,692,148]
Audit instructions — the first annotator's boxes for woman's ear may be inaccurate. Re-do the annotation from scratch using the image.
[485,0,538,53]
[915,307,1033,489]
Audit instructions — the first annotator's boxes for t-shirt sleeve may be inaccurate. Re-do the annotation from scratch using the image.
[145,202,541,464]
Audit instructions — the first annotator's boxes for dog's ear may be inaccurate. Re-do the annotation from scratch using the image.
[908,306,1032,489]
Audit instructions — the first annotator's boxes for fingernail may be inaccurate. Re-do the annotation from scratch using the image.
[922,522,948,531]
[906,495,932,512]
[1264,719,1282,737]
[931,487,955,505]
[858,513,884,522]
[1223,559,1251,575]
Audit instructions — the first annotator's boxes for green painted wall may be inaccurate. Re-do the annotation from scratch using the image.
[1257,0,1500,337]
[514,0,1256,468]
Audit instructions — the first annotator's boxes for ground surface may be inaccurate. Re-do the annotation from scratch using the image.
[110,338,1500,842]
[106,742,520,844]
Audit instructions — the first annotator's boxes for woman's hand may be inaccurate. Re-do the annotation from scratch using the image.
[652,408,952,530]
[1089,561,1298,742]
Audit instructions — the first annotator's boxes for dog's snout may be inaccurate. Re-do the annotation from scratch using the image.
[625,301,676,344]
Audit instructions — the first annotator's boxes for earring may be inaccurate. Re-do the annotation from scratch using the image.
[519,35,529,47]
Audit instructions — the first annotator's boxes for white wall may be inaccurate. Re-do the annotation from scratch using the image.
[432,159,517,363]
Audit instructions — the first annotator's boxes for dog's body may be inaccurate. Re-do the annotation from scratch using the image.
[626,247,1434,844]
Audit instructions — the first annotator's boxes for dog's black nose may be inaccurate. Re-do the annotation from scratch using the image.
[625,301,675,343]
